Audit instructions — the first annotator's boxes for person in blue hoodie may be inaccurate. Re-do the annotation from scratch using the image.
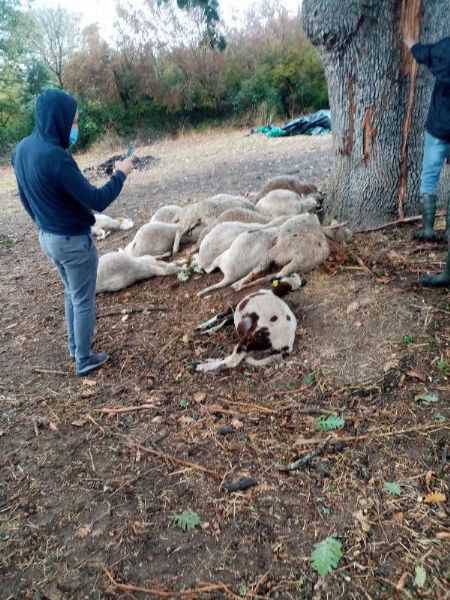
[12,89,134,376]
[404,35,450,287]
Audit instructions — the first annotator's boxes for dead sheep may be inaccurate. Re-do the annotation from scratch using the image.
[232,214,331,291]
[197,215,292,274]
[197,208,271,246]
[251,176,318,202]
[255,189,319,218]
[91,213,134,240]
[171,195,256,255]
[125,222,179,258]
[197,214,330,296]
[150,205,183,224]
[96,249,181,293]
[193,274,305,372]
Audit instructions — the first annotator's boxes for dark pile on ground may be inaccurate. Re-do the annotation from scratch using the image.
[83,154,159,178]
[0,133,448,599]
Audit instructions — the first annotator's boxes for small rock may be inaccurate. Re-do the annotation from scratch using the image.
[218,425,235,435]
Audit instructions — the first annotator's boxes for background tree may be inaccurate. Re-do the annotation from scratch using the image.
[30,6,81,88]
[302,0,450,228]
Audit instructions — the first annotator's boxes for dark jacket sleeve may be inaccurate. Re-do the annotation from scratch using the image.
[57,154,127,213]
[412,39,450,83]
[11,150,36,222]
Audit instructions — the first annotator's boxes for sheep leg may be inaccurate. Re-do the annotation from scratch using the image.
[153,252,171,260]
[231,261,270,291]
[172,228,183,255]
[195,307,234,335]
[197,274,236,297]
[235,272,278,290]
[193,345,246,372]
[244,353,284,368]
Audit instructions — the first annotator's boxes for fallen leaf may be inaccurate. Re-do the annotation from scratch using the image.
[75,525,92,539]
[80,390,96,399]
[71,419,88,427]
[384,360,399,372]
[424,492,446,504]
[83,378,97,387]
[121,314,129,322]
[49,421,58,432]
[193,392,206,403]
[406,370,427,383]
[392,512,404,525]
[414,565,426,589]
[231,418,243,430]
[435,531,450,540]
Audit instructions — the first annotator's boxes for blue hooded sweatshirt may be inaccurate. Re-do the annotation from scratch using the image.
[412,37,450,142]
[12,89,126,235]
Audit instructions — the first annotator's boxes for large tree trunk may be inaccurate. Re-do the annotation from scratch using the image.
[302,0,450,228]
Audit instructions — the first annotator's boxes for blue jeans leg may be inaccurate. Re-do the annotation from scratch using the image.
[420,132,450,194]
[38,231,98,363]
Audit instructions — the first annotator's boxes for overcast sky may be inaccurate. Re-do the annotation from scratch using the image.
[33,0,301,40]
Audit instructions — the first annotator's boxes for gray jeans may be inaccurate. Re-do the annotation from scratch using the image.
[39,230,98,365]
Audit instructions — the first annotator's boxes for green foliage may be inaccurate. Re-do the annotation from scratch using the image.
[415,392,439,405]
[171,510,201,531]
[303,372,316,386]
[179,399,189,409]
[414,565,427,588]
[315,415,345,432]
[402,335,414,345]
[311,536,343,577]
[0,1,328,154]
[436,359,449,376]
[383,481,401,496]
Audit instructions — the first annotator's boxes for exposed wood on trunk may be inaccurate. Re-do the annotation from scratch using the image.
[362,106,376,165]
[398,0,423,219]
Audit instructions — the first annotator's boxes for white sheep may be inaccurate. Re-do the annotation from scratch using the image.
[255,189,318,218]
[232,214,330,291]
[197,215,291,274]
[197,208,271,245]
[197,214,329,297]
[150,205,183,224]
[251,176,318,202]
[91,214,134,240]
[194,275,304,372]
[96,249,181,293]
[171,195,256,255]
[125,222,179,258]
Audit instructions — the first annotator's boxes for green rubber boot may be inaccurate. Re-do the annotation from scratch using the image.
[420,240,450,287]
[415,193,439,241]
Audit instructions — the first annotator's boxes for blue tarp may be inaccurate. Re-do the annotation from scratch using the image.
[253,109,332,138]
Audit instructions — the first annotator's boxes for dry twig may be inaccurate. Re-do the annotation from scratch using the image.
[103,567,241,599]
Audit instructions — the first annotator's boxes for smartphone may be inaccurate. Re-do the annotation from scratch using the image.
[126,143,135,158]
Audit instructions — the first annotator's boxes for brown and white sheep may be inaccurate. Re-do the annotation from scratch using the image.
[193,274,304,372]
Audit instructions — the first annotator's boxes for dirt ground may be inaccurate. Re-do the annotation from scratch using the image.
[0,130,449,599]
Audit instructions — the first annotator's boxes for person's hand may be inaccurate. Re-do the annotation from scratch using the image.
[403,36,417,50]
[115,157,134,176]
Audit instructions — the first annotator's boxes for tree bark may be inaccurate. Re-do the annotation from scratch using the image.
[302,0,450,228]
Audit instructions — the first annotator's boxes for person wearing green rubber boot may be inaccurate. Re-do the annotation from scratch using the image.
[404,35,450,244]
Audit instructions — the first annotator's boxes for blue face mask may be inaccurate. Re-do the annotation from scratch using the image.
[69,125,79,146]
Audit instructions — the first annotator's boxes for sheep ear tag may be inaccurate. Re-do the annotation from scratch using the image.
[272,279,279,288]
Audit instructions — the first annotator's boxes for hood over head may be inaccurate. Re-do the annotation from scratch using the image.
[35,89,77,149]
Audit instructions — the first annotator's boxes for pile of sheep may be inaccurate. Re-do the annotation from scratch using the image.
[95,176,351,296]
